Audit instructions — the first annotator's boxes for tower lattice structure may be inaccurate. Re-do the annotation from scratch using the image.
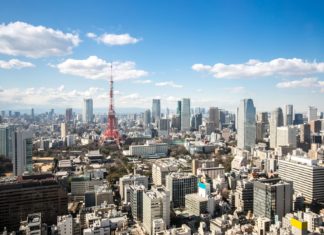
[103,65,120,141]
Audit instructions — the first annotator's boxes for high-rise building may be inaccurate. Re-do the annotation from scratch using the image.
[0,174,68,232]
[152,99,161,123]
[144,109,151,127]
[253,178,292,223]
[300,124,311,144]
[61,123,68,139]
[130,184,145,222]
[159,118,170,136]
[310,120,321,134]
[237,98,256,151]
[119,174,149,200]
[257,112,269,123]
[308,106,318,122]
[82,98,93,123]
[294,113,304,125]
[13,129,33,176]
[166,172,198,208]
[31,108,34,120]
[57,214,81,235]
[278,151,324,203]
[209,107,219,129]
[181,98,191,131]
[284,105,293,126]
[152,159,179,186]
[0,124,15,160]
[65,108,73,122]
[270,107,284,148]
[276,126,297,148]
[191,113,202,130]
[143,186,170,235]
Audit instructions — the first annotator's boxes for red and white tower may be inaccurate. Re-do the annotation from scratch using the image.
[103,65,120,141]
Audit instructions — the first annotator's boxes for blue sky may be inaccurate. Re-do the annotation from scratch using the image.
[0,0,324,113]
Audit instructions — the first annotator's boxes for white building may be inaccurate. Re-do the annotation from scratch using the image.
[278,151,324,203]
[13,129,33,176]
[270,107,284,149]
[152,159,180,186]
[308,106,318,122]
[143,186,170,235]
[57,214,81,235]
[128,141,168,158]
[276,126,297,148]
[61,122,68,139]
[119,174,148,200]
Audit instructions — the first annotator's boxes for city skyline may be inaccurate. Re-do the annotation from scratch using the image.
[1,1,324,112]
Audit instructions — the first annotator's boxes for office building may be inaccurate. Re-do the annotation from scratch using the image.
[0,124,15,160]
[152,99,161,123]
[185,193,208,216]
[143,186,170,235]
[191,113,202,130]
[209,107,219,129]
[130,184,145,222]
[300,123,311,143]
[119,174,149,200]
[310,120,321,134]
[83,98,93,123]
[276,126,297,148]
[253,178,292,222]
[270,107,284,148]
[152,159,180,186]
[166,172,198,208]
[192,159,218,175]
[256,122,267,142]
[284,104,293,126]
[176,101,182,130]
[0,174,68,232]
[257,112,269,123]
[196,164,225,179]
[13,129,33,176]
[235,179,254,213]
[65,108,73,122]
[144,109,151,127]
[181,98,191,131]
[237,98,256,151]
[61,122,68,139]
[294,113,304,125]
[128,141,169,158]
[159,118,170,136]
[308,106,318,122]
[278,152,324,203]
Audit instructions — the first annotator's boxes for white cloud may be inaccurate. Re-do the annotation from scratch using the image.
[276,77,324,93]
[0,21,80,58]
[56,56,148,81]
[87,32,140,45]
[0,59,34,69]
[155,81,183,88]
[133,79,152,84]
[192,58,324,79]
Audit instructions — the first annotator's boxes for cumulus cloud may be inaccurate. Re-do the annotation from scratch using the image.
[56,56,148,81]
[133,79,152,84]
[0,59,34,69]
[0,21,80,58]
[155,81,183,88]
[87,32,140,45]
[276,77,324,92]
[192,58,324,79]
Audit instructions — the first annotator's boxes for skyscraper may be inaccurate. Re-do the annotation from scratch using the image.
[237,98,256,151]
[152,99,161,123]
[144,109,151,127]
[61,123,68,139]
[209,107,219,129]
[270,107,284,149]
[65,108,73,122]
[13,129,33,175]
[0,124,15,160]
[284,104,293,126]
[176,100,182,130]
[82,98,93,123]
[181,98,191,131]
[308,106,318,122]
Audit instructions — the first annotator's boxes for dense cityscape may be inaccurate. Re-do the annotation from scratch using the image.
[1,1,324,235]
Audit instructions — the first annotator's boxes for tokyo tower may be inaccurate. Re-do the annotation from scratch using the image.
[103,65,120,141]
